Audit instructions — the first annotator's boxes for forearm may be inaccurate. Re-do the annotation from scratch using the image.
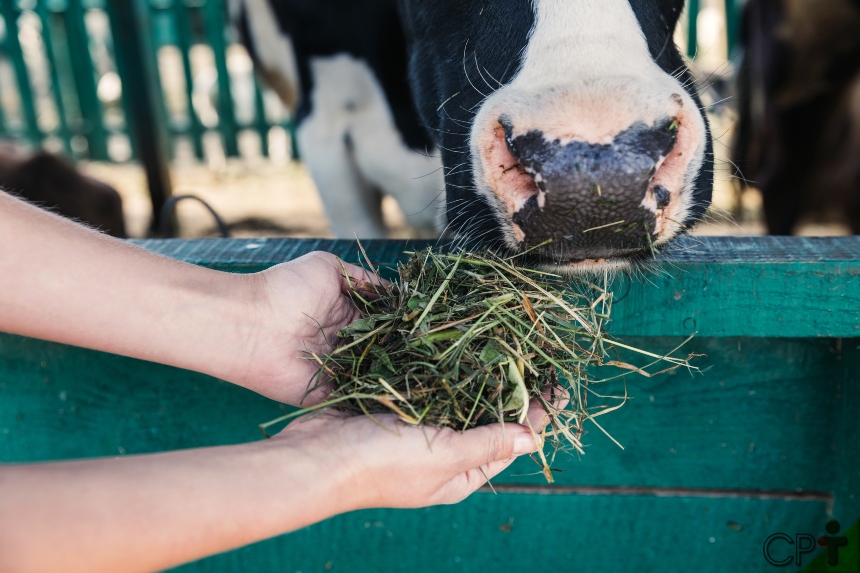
[0,191,258,383]
[0,441,350,573]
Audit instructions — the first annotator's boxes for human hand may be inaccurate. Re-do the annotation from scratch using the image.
[228,251,385,405]
[274,400,547,509]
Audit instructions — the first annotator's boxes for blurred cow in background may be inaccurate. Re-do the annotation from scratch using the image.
[233,0,714,270]
[0,146,126,237]
[230,0,444,239]
[733,0,860,235]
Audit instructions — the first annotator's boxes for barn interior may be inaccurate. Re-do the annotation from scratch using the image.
[0,0,854,240]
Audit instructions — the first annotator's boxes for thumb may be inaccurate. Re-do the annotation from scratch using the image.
[449,423,540,473]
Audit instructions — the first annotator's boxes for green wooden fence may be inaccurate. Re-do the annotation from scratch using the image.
[0,0,738,234]
[0,0,737,162]
[1,236,858,572]
[686,0,741,60]
[0,0,293,162]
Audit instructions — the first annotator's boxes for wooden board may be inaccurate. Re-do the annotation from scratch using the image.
[170,495,832,573]
[1,334,857,571]
[130,236,860,338]
[1,334,852,495]
[1,237,858,572]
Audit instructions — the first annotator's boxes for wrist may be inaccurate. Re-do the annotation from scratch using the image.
[257,433,362,520]
[190,270,271,387]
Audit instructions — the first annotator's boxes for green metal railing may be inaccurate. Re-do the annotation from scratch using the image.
[0,0,738,234]
[0,0,738,161]
[0,0,292,162]
[686,0,741,60]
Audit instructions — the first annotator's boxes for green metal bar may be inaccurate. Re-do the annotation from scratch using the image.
[105,0,174,234]
[1,0,42,146]
[287,118,298,160]
[104,3,140,161]
[64,0,109,159]
[142,0,176,160]
[686,0,700,59]
[252,76,268,157]
[35,0,72,154]
[201,0,238,157]
[0,66,8,134]
[171,0,204,159]
[724,0,739,60]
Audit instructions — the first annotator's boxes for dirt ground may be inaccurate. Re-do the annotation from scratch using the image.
[81,157,420,240]
[80,155,853,241]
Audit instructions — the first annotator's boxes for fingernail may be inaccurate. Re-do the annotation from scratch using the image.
[514,433,539,455]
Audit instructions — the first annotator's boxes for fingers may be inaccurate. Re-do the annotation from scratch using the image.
[332,258,391,299]
[526,385,571,431]
[447,423,538,474]
[442,425,543,503]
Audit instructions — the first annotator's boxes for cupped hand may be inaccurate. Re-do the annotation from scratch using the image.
[230,251,385,405]
[275,398,548,509]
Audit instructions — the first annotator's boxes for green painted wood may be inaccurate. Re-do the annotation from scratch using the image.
[171,0,205,160]
[252,76,269,157]
[0,55,8,133]
[128,236,860,338]
[106,0,174,232]
[64,0,109,160]
[2,332,855,572]
[1,0,42,146]
[725,0,740,59]
[687,0,700,58]
[170,495,834,573]
[1,333,856,496]
[1,237,857,573]
[35,0,73,155]
[201,0,238,157]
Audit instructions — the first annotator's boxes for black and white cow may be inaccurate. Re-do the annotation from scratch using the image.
[232,0,444,239]
[733,0,860,235]
[236,0,713,269]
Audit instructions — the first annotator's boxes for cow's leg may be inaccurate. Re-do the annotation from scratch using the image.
[351,129,444,238]
[297,121,386,239]
[341,67,444,238]
[296,54,391,238]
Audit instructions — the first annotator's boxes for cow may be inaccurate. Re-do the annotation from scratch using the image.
[0,146,126,237]
[733,0,860,235]
[235,0,714,270]
[231,0,444,239]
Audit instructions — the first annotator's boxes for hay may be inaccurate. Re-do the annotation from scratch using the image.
[261,246,700,482]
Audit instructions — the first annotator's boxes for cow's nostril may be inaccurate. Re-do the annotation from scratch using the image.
[653,185,671,209]
[499,118,680,255]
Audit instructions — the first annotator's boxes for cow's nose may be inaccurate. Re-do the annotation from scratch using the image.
[499,115,679,257]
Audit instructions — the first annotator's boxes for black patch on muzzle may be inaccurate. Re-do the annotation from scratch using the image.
[504,119,678,260]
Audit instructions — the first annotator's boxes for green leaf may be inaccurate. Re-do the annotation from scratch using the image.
[501,358,529,424]
[479,340,503,364]
[407,295,430,311]
[369,345,395,373]
[337,317,376,338]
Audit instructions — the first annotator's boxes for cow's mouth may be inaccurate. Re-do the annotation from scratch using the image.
[512,241,653,271]
[478,112,704,271]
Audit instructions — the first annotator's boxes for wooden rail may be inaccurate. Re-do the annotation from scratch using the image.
[1,236,858,572]
[131,235,860,337]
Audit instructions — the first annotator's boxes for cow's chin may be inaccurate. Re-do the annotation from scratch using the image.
[502,240,652,275]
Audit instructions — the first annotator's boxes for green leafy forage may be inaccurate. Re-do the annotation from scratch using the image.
[263,248,699,482]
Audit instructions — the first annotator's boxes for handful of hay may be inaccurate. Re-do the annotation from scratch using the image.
[263,247,699,482]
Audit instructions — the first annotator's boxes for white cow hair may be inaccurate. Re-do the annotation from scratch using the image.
[232,0,302,110]
[469,0,707,265]
[298,54,445,238]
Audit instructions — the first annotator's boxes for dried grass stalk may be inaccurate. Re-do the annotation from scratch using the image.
[262,247,701,482]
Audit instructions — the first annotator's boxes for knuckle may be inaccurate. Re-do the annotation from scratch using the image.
[487,432,511,464]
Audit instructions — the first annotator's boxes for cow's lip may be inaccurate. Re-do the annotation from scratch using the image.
[517,244,651,268]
